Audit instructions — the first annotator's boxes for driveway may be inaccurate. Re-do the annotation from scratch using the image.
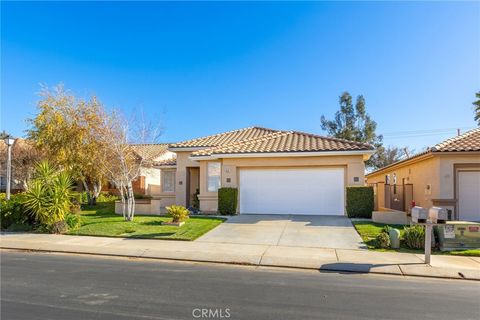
[197,215,367,250]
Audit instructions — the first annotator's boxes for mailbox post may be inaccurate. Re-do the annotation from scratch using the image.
[411,206,447,264]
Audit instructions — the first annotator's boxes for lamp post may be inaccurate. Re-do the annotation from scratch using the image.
[4,136,15,200]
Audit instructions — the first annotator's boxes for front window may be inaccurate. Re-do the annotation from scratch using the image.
[162,170,175,193]
[207,162,221,192]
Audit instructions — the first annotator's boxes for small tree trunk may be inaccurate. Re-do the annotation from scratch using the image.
[82,180,93,205]
[119,182,126,220]
[92,180,102,205]
[127,181,135,221]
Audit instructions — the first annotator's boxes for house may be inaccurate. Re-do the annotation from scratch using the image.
[143,126,374,215]
[366,128,480,222]
[0,138,39,193]
[104,143,176,196]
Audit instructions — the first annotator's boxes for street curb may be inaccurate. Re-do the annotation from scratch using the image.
[2,246,478,281]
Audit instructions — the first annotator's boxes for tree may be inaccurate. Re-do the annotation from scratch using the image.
[99,109,161,221]
[473,91,480,125]
[321,92,383,168]
[368,145,412,171]
[27,85,110,205]
[0,130,10,139]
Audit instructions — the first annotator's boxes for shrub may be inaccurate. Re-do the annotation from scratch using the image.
[0,193,31,230]
[166,205,190,223]
[218,188,238,215]
[191,189,200,210]
[346,186,374,218]
[65,213,81,230]
[134,193,152,200]
[50,220,69,234]
[375,232,391,249]
[403,225,425,249]
[23,161,74,226]
[97,192,119,203]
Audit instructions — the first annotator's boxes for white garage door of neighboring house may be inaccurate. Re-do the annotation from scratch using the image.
[239,168,345,215]
[458,171,480,221]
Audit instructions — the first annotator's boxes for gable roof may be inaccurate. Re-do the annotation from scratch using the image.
[169,127,278,149]
[191,130,373,158]
[130,143,170,161]
[366,127,480,176]
[431,127,480,152]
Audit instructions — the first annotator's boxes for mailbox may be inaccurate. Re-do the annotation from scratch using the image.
[429,207,448,224]
[411,206,428,223]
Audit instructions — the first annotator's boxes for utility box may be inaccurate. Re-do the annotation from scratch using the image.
[411,206,428,223]
[437,221,480,251]
[429,207,448,224]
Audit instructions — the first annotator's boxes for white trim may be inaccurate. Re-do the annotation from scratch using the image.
[153,165,177,169]
[168,147,205,152]
[190,150,374,161]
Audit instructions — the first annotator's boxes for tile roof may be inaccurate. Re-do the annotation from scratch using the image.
[130,144,170,161]
[366,127,480,176]
[169,127,278,148]
[431,127,480,152]
[191,130,373,157]
[153,157,177,167]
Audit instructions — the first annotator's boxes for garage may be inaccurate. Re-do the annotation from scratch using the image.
[458,171,480,221]
[239,167,345,215]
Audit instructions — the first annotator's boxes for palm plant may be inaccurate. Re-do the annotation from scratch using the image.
[23,161,74,226]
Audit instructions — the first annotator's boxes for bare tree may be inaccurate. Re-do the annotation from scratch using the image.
[100,109,162,221]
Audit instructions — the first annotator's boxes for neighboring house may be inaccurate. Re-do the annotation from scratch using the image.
[148,126,374,215]
[366,128,480,222]
[103,143,176,196]
[0,138,39,193]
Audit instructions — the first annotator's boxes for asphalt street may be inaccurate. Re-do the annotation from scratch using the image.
[1,250,479,320]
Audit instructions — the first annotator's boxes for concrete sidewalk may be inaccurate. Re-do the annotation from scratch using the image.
[1,232,479,280]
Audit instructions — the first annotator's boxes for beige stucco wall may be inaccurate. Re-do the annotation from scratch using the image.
[366,152,480,215]
[196,155,366,213]
[175,151,200,206]
[140,167,161,196]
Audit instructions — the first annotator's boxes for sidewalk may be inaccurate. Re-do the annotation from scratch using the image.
[1,232,479,280]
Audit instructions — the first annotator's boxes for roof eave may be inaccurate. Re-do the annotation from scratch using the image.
[190,149,374,161]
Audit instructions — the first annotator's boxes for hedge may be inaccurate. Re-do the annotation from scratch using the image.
[218,187,238,215]
[346,186,374,218]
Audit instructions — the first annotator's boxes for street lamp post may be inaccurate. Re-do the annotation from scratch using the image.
[4,136,15,200]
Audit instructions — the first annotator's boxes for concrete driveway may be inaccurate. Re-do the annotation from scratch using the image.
[197,215,367,250]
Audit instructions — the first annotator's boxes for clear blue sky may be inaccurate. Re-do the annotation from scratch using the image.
[1,1,479,151]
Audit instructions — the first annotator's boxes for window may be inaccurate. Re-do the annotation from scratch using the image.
[162,170,175,193]
[207,162,221,192]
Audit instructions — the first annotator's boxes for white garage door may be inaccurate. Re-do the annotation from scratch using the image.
[458,171,480,222]
[239,168,345,215]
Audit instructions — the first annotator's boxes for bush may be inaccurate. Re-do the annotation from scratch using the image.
[346,186,374,218]
[97,192,119,203]
[50,220,69,234]
[23,161,74,226]
[375,232,391,249]
[134,193,152,200]
[166,205,190,223]
[0,193,31,230]
[65,213,81,230]
[403,225,425,249]
[218,188,238,215]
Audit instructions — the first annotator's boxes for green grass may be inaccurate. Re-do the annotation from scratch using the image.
[67,202,225,241]
[352,220,480,257]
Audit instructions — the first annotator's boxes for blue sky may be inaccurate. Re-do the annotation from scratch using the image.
[1,1,479,151]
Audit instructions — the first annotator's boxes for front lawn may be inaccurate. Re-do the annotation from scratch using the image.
[67,202,224,241]
[352,220,480,257]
